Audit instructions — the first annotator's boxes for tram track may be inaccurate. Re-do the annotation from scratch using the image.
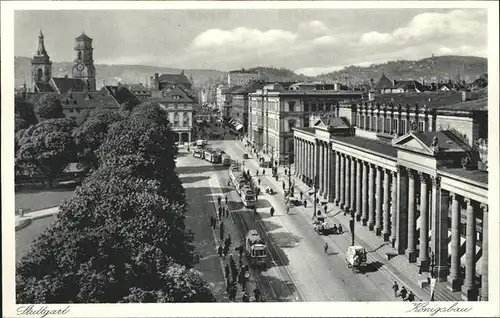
[214,169,301,302]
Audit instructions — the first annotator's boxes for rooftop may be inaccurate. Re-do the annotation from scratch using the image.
[440,167,488,185]
[60,91,119,109]
[51,77,86,94]
[332,135,397,158]
[158,73,191,85]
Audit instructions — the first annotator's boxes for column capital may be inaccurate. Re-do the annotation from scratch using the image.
[418,172,429,182]
[431,175,441,188]
[407,169,418,178]
[396,164,406,173]
[449,192,460,201]
[480,203,488,213]
[464,197,476,208]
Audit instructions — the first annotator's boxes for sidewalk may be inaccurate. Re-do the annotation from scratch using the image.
[15,206,60,231]
[238,140,461,302]
[208,175,258,302]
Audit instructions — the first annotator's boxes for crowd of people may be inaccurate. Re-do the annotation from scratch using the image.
[392,281,417,301]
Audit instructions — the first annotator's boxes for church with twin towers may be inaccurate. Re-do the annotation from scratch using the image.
[31,30,96,94]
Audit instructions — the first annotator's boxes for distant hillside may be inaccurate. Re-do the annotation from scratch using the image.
[314,55,487,84]
[15,55,487,90]
[14,57,226,89]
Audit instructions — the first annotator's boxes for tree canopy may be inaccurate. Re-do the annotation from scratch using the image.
[15,118,76,187]
[97,102,185,203]
[15,96,37,131]
[34,93,64,121]
[73,109,124,174]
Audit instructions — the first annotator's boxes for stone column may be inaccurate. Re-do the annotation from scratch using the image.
[390,171,398,246]
[350,157,356,213]
[326,144,332,202]
[345,156,351,211]
[430,176,449,281]
[368,164,375,231]
[382,169,391,241]
[318,142,324,196]
[322,143,328,199]
[356,159,362,221]
[396,166,409,254]
[329,149,335,202]
[481,204,488,301]
[462,198,478,300]
[335,152,340,205]
[309,142,313,180]
[340,154,346,209]
[375,166,383,236]
[418,173,430,270]
[447,192,462,291]
[406,170,417,263]
[315,141,320,182]
[300,140,305,177]
[362,162,369,226]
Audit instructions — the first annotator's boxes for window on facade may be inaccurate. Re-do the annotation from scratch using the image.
[366,116,371,129]
[304,103,309,112]
[288,101,296,112]
[393,119,398,133]
[401,119,407,133]
[326,104,331,112]
[311,103,317,112]
[174,113,179,127]
[183,113,190,127]
[304,119,310,127]
[37,68,43,81]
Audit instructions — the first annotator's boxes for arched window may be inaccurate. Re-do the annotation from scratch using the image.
[183,113,190,127]
[78,51,82,60]
[36,68,43,81]
[288,119,296,132]
[173,112,179,127]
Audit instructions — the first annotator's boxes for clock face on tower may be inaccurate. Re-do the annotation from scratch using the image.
[76,63,85,71]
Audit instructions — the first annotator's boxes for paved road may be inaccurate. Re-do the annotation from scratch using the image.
[16,215,58,263]
[208,139,397,302]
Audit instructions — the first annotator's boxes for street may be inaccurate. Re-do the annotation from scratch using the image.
[179,139,398,302]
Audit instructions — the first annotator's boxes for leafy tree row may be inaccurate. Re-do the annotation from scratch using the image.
[16,102,215,303]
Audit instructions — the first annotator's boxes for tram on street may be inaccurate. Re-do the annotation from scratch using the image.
[245,230,267,268]
[193,148,203,158]
[240,185,256,208]
[222,154,232,166]
[204,148,222,163]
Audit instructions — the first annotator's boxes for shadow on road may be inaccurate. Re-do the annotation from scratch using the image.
[367,242,390,253]
[256,274,298,302]
[176,164,226,175]
[180,175,211,184]
[256,198,272,209]
[260,219,283,232]
[361,260,385,274]
[266,232,302,249]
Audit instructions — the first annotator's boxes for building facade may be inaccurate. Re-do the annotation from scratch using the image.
[71,32,96,91]
[150,85,194,143]
[293,91,488,301]
[228,69,259,87]
[249,84,363,164]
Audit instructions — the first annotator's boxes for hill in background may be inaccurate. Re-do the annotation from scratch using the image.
[15,55,486,90]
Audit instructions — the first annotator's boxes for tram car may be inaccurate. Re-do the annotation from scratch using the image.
[245,230,267,268]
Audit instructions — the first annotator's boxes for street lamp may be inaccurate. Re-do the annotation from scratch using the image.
[349,210,355,246]
[309,175,319,219]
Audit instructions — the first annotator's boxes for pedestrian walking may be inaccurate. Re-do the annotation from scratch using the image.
[253,288,262,302]
[400,286,408,300]
[242,292,250,302]
[238,243,244,258]
[282,181,285,190]
[225,195,228,205]
[323,204,328,215]
[220,222,225,241]
[324,242,329,254]
[392,281,399,297]
[258,178,261,186]
[218,206,223,220]
[226,207,230,218]
[300,191,303,200]
[284,168,288,175]
[286,206,290,214]
[303,199,307,208]
[218,245,223,257]
[407,291,415,302]
[316,197,320,204]
[270,207,275,217]
[225,264,230,280]
[223,244,229,258]
[217,196,222,206]
[227,234,232,247]
[210,216,214,228]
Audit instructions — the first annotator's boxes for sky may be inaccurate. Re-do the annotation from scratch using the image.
[14,8,488,76]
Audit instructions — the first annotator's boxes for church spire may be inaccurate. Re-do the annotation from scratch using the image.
[36,29,48,56]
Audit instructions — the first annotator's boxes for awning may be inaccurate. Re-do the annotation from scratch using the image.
[235,123,243,131]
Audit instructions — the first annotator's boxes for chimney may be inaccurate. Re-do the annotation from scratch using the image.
[368,92,375,101]
[393,79,397,86]
[462,90,471,102]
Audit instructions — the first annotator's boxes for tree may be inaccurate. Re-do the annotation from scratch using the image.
[73,110,124,174]
[15,96,37,131]
[16,118,76,187]
[34,93,64,121]
[16,174,211,303]
[97,102,185,204]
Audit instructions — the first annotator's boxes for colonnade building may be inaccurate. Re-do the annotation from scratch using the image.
[293,90,488,301]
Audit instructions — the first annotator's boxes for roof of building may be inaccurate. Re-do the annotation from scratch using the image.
[34,82,55,93]
[102,85,141,105]
[375,73,394,90]
[126,83,150,92]
[50,77,86,94]
[411,131,469,153]
[229,69,258,74]
[333,135,398,158]
[75,32,92,41]
[158,73,191,86]
[439,167,488,185]
[153,85,194,103]
[60,91,120,109]
[369,90,487,111]
[394,80,425,92]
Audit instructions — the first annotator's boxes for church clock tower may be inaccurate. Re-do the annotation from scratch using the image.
[31,30,52,90]
[72,32,96,91]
